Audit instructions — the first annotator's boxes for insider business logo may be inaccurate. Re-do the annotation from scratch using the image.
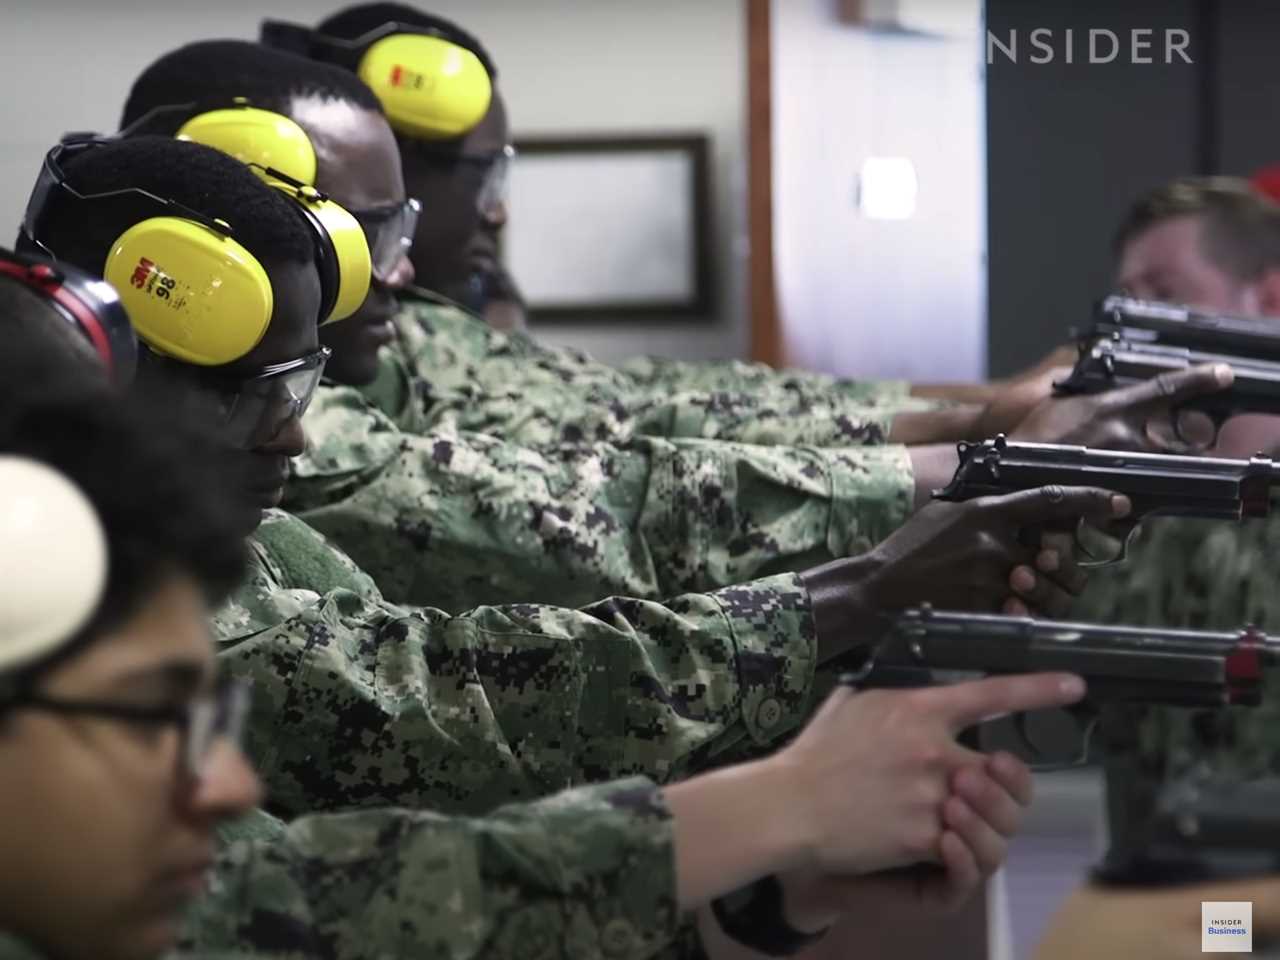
[986,28,1194,65]
[1203,901,1253,953]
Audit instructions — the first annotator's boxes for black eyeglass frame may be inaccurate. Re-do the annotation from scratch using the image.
[1,675,251,780]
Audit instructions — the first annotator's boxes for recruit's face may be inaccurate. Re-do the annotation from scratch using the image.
[0,575,262,960]
[397,89,509,308]
[1118,214,1280,456]
[297,98,415,386]
[138,257,321,532]
[1117,214,1261,314]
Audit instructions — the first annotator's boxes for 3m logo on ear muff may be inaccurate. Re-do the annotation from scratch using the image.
[388,64,434,92]
[128,257,185,309]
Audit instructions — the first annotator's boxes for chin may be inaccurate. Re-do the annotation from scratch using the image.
[90,916,180,960]
[229,504,268,537]
[128,916,182,960]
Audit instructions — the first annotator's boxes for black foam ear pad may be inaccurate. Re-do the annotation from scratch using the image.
[0,246,138,383]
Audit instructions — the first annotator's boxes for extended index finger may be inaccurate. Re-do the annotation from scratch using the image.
[986,485,1131,525]
[1101,362,1233,412]
[927,673,1087,733]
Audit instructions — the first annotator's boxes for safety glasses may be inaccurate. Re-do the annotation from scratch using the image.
[476,144,515,217]
[351,198,421,281]
[406,143,515,217]
[188,346,331,449]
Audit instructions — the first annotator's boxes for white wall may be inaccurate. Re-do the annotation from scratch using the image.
[772,0,987,381]
[0,0,748,365]
[420,0,749,363]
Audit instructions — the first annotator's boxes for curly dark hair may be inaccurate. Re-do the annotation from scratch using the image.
[31,135,315,275]
[120,39,382,132]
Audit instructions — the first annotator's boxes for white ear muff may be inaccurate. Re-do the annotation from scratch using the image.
[0,456,107,672]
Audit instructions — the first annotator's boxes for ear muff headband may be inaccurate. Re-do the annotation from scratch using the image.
[0,248,138,383]
[0,457,107,675]
[21,140,274,366]
[260,19,494,140]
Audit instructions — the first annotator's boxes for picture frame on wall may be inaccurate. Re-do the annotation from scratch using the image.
[504,133,713,320]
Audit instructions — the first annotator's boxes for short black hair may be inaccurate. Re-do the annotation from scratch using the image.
[0,389,246,683]
[1114,177,1280,281]
[317,3,498,78]
[35,136,314,276]
[120,39,382,132]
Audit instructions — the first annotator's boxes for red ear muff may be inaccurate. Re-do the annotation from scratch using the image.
[0,250,138,384]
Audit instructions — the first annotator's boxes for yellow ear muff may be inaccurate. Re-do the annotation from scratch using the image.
[102,218,273,365]
[177,105,318,186]
[358,33,493,139]
[265,181,371,325]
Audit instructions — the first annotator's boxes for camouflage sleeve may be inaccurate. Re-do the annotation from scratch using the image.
[379,296,910,447]
[616,354,911,405]
[291,386,913,612]
[418,383,898,449]
[217,522,818,816]
[183,780,681,960]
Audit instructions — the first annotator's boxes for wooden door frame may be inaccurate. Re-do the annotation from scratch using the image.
[746,0,782,365]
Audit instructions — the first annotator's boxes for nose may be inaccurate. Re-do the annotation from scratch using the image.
[258,415,307,458]
[187,740,264,820]
[483,197,508,229]
[379,255,415,291]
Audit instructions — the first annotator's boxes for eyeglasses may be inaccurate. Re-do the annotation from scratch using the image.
[408,143,515,217]
[187,346,331,449]
[5,675,251,781]
[351,198,421,281]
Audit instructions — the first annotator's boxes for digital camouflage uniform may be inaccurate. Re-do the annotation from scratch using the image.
[180,779,704,960]
[1071,515,1280,856]
[358,290,939,448]
[190,511,809,956]
[285,383,913,611]
[214,509,818,819]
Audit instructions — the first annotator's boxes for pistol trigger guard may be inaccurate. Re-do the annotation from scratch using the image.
[1012,712,1047,764]
[1023,705,1096,773]
[1074,710,1099,767]
[1072,517,1098,562]
[1075,517,1134,569]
